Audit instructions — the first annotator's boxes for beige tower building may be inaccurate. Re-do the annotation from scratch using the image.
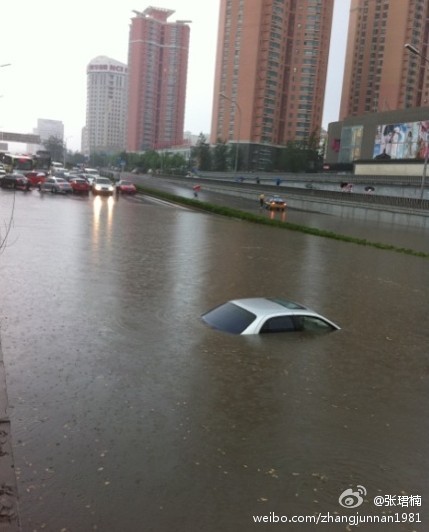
[210,0,334,169]
[340,0,429,120]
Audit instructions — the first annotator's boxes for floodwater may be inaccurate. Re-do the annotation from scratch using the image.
[0,189,428,531]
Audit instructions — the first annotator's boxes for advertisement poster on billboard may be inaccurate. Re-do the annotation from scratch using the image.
[373,121,429,160]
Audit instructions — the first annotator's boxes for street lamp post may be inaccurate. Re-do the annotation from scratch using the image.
[63,136,73,167]
[219,92,242,173]
[404,43,429,201]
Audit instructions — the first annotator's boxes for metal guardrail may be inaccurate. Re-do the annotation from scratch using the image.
[285,185,429,210]
[196,171,429,187]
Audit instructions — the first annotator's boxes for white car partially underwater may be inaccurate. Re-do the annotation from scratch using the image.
[201,297,340,335]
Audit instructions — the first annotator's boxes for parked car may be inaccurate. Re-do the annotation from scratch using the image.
[264,196,287,211]
[25,171,47,188]
[39,177,73,194]
[69,177,91,194]
[0,173,31,191]
[92,177,114,196]
[201,297,340,335]
[116,180,137,195]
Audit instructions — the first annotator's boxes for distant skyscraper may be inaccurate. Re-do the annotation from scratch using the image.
[127,7,190,151]
[211,0,334,167]
[340,0,429,119]
[28,118,64,153]
[85,56,128,155]
[37,119,64,143]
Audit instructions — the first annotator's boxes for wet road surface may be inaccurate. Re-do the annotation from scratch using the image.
[129,174,429,254]
[0,188,428,531]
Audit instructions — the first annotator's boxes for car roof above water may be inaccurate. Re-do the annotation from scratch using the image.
[231,297,306,315]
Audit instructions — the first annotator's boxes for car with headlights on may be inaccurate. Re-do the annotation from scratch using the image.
[201,297,340,335]
[116,180,137,195]
[0,173,31,191]
[39,177,73,194]
[70,177,91,194]
[92,177,114,196]
[264,196,287,211]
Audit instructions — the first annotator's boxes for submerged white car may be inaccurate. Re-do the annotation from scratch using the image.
[201,297,340,335]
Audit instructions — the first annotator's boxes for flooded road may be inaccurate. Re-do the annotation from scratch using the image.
[130,174,429,254]
[0,189,428,531]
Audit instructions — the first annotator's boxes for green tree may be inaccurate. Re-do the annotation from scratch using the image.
[43,136,65,163]
[213,138,229,171]
[191,133,212,171]
[67,151,87,167]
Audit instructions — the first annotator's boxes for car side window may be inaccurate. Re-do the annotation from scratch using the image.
[260,316,295,333]
[294,316,334,332]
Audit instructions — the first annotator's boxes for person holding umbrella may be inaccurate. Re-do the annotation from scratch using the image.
[193,184,201,198]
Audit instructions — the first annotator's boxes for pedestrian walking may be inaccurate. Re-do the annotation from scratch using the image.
[259,193,265,208]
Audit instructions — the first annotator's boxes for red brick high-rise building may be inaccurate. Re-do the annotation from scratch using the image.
[127,7,190,152]
[340,0,429,120]
[210,0,334,169]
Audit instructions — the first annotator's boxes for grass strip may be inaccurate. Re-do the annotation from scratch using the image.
[136,185,429,259]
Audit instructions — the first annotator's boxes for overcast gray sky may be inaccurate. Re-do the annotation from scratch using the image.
[0,0,350,151]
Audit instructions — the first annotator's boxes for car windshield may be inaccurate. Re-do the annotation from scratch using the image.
[201,302,256,334]
[96,178,111,184]
[56,178,66,183]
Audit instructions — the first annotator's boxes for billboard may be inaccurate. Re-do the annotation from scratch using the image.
[373,121,429,160]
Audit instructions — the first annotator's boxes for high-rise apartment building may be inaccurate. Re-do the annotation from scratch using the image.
[211,0,334,168]
[127,7,190,152]
[85,56,128,155]
[340,0,429,120]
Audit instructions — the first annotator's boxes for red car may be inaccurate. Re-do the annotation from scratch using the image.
[116,180,137,194]
[25,171,47,188]
[70,177,91,194]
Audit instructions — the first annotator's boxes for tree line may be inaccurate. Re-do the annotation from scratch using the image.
[43,132,323,174]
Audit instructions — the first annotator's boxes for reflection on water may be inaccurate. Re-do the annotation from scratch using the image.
[91,195,115,249]
[0,193,428,531]
[269,209,287,222]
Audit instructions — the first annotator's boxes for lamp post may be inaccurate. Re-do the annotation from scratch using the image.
[404,43,429,201]
[219,92,242,173]
[63,136,73,167]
